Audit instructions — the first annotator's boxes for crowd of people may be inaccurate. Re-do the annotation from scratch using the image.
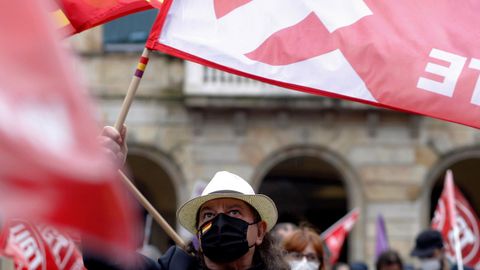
[152,170,467,270]
[91,127,469,270]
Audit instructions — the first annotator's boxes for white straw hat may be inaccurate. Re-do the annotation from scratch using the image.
[177,171,278,234]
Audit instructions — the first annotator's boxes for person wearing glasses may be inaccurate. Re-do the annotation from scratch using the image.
[283,226,324,270]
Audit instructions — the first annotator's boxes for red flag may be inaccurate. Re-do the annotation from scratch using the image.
[0,220,86,270]
[321,208,360,265]
[54,0,163,35]
[0,0,139,260]
[432,172,480,269]
[147,0,480,129]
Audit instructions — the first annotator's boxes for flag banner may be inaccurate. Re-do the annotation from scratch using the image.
[0,220,86,270]
[321,208,360,265]
[147,0,480,129]
[432,175,480,269]
[55,0,163,35]
[0,0,139,260]
[375,214,389,259]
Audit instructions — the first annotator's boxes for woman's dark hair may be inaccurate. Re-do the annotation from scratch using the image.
[255,233,290,270]
[238,204,289,269]
[376,250,403,270]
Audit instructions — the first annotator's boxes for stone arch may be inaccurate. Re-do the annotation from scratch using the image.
[251,145,365,262]
[125,144,187,252]
[422,146,480,227]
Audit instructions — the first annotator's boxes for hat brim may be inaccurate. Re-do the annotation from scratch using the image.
[410,248,435,258]
[177,193,278,234]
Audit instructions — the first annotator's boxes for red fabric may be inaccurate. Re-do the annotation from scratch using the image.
[0,0,139,260]
[321,209,360,265]
[0,220,86,270]
[58,0,155,34]
[148,0,480,129]
[213,0,251,19]
[432,173,480,269]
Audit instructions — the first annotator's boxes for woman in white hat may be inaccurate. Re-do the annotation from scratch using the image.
[158,171,289,270]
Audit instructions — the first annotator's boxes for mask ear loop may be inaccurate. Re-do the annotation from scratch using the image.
[248,220,260,226]
[247,219,262,249]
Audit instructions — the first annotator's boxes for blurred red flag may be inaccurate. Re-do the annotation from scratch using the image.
[148,0,480,128]
[0,220,86,270]
[432,171,480,269]
[321,208,360,265]
[0,0,139,260]
[54,0,162,35]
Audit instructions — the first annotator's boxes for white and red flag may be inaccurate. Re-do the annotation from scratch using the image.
[321,208,360,265]
[0,0,139,260]
[0,220,86,270]
[147,0,480,128]
[432,171,480,269]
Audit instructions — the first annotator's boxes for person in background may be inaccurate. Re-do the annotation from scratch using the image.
[376,250,403,270]
[351,262,369,270]
[272,222,299,244]
[283,226,324,270]
[333,262,351,270]
[410,229,449,270]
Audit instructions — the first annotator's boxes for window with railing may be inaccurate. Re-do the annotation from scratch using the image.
[185,62,308,97]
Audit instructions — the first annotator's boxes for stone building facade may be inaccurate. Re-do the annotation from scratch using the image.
[71,24,480,266]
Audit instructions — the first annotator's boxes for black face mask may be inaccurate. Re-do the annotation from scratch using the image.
[198,213,258,263]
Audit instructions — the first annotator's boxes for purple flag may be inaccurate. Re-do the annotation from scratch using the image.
[375,214,389,258]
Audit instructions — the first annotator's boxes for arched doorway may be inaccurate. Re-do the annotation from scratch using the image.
[126,146,184,253]
[253,146,363,263]
[427,152,480,220]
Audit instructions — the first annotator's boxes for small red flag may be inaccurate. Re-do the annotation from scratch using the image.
[0,220,86,270]
[321,208,360,265]
[432,172,480,269]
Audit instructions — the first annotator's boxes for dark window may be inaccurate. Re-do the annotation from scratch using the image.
[103,9,158,52]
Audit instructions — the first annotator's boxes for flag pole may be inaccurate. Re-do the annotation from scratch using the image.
[112,48,187,249]
[119,170,186,250]
[445,170,464,270]
[114,47,150,131]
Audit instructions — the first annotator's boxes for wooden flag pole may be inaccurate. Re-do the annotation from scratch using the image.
[119,170,187,250]
[111,48,187,249]
[114,48,150,131]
